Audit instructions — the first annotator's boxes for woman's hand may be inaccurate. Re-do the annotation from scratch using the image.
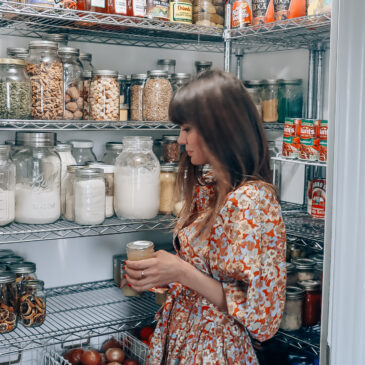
[123,250,184,292]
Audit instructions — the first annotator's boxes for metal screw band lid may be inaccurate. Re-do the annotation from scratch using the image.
[147,70,168,77]
[160,163,177,172]
[0,256,24,265]
[0,272,16,284]
[87,162,114,174]
[0,265,6,273]
[29,40,58,49]
[83,71,92,79]
[286,286,304,300]
[23,279,44,288]
[244,80,264,87]
[67,165,86,173]
[105,142,123,151]
[278,78,303,85]
[157,59,176,66]
[16,132,57,147]
[79,53,92,61]
[298,280,321,291]
[93,70,118,77]
[9,262,36,274]
[75,168,104,178]
[292,258,316,270]
[55,143,72,152]
[195,61,212,67]
[42,33,69,43]
[7,47,28,57]
[171,73,191,80]
[126,240,154,250]
[131,73,147,80]
[260,79,279,85]
[286,262,296,274]
[58,47,80,56]
[0,250,14,258]
[163,135,178,142]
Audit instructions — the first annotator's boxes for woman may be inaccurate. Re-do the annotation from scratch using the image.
[124,70,286,364]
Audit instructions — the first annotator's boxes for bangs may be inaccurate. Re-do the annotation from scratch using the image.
[169,82,196,126]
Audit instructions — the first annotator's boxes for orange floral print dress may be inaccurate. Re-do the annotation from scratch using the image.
[147,178,287,365]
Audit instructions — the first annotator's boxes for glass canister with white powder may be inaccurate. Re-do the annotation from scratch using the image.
[74,168,105,225]
[102,142,123,165]
[13,132,61,224]
[0,145,15,226]
[114,136,160,219]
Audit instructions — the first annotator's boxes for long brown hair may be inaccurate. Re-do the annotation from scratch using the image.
[169,70,275,233]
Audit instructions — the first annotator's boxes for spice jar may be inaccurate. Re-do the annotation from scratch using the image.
[123,241,154,297]
[293,258,316,282]
[193,0,224,27]
[278,79,303,123]
[13,132,61,224]
[157,59,176,74]
[115,136,160,219]
[79,53,95,72]
[74,168,106,225]
[244,80,263,119]
[103,142,123,165]
[261,79,279,123]
[7,48,29,60]
[0,145,15,226]
[286,263,298,286]
[143,70,173,122]
[82,71,91,120]
[160,164,177,215]
[0,58,31,119]
[59,47,84,120]
[146,0,170,20]
[19,279,46,327]
[171,73,191,92]
[130,73,147,121]
[87,163,115,218]
[42,33,69,48]
[195,61,212,74]
[280,286,304,331]
[298,280,321,327]
[162,135,180,162]
[90,70,120,121]
[0,272,17,333]
[70,140,97,165]
[26,41,63,120]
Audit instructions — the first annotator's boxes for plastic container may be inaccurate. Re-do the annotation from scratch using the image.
[0,272,17,333]
[130,73,147,121]
[171,73,191,92]
[0,145,15,226]
[70,140,97,165]
[278,79,303,123]
[261,79,279,123]
[280,286,304,331]
[103,142,123,165]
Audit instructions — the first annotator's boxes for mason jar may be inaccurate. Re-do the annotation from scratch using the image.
[7,48,29,60]
[244,80,263,119]
[260,79,279,123]
[102,142,123,165]
[58,47,84,120]
[114,136,160,219]
[195,61,212,74]
[0,145,15,226]
[293,258,316,282]
[0,272,17,333]
[298,280,322,327]
[82,71,92,120]
[19,279,46,328]
[278,79,303,123]
[79,53,95,72]
[42,33,69,48]
[0,58,31,119]
[171,73,191,92]
[280,286,304,331]
[26,40,63,120]
[162,135,180,163]
[130,73,147,121]
[13,132,61,224]
[157,59,176,75]
[153,138,163,162]
[117,73,127,106]
[160,163,177,215]
[0,256,24,269]
[286,263,298,286]
[70,140,97,165]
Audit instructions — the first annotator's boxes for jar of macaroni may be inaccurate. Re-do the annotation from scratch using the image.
[261,79,279,123]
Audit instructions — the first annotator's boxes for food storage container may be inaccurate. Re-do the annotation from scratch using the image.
[298,280,322,327]
[143,70,172,122]
[286,263,298,286]
[278,79,303,123]
[79,53,95,72]
[293,258,316,282]
[119,104,129,121]
[244,80,263,119]
[162,135,180,162]
[157,59,176,74]
[115,136,160,219]
[13,132,61,224]
[280,286,304,331]
[26,41,64,120]
[82,71,91,120]
[0,58,31,119]
[171,73,191,92]
[0,272,17,333]
[74,168,106,225]
[169,0,193,23]
[0,145,15,226]
[42,33,69,47]
[118,73,128,106]
[261,79,279,123]
[160,163,177,215]
[195,61,212,74]
[193,0,224,27]
[102,142,123,165]
[6,48,29,60]
[70,140,97,165]
[130,73,147,121]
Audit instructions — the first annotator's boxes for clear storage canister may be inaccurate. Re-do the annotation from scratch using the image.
[261,79,279,123]
[157,59,176,75]
[19,279,46,328]
[42,33,69,48]
[13,132,61,224]
[280,286,304,331]
[0,272,17,333]
[74,168,105,225]
[82,71,91,120]
[162,135,180,162]
[7,48,29,60]
[70,140,97,165]
[79,53,95,72]
[278,79,303,123]
[160,163,176,214]
[130,73,147,121]
[0,145,15,226]
[0,58,31,119]
[143,70,173,122]
[286,263,298,286]
[293,258,316,282]
[90,70,120,121]
[103,142,123,165]
[195,61,212,74]
[58,47,84,120]
[26,41,63,120]
[115,136,160,219]
[171,73,191,92]
[244,80,263,119]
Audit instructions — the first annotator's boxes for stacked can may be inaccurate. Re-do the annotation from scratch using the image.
[282,117,301,158]
[298,119,319,161]
[319,120,328,162]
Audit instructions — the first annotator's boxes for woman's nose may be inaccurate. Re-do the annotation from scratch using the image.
[177,131,186,145]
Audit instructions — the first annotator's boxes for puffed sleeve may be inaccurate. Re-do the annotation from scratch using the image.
[209,184,286,342]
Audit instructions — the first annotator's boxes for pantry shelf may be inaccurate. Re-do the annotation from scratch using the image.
[0,216,176,244]
[0,280,159,356]
[272,154,327,168]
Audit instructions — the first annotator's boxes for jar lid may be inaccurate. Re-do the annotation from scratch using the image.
[278,78,303,85]
[171,73,191,80]
[23,279,44,288]
[83,71,92,79]
[0,256,24,265]
[87,162,114,174]
[293,258,316,270]
[58,47,80,56]
[244,80,263,87]
[0,249,14,258]
[8,262,36,274]
[29,40,58,49]
[106,142,123,151]
[55,143,72,152]
[161,163,177,172]
[42,33,69,43]
[298,280,321,291]
[93,70,118,77]
[67,164,86,173]
[79,53,92,61]
[310,254,324,264]
[16,132,57,147]
[0,265,7,272]
[157,59,176,66]
[260,79,278,85]
[117,73,126,81]
[0,272,16,284]
[75,168,104,178]
[163,135,178,142]
[126,240,154,251]
[0,145,11,153]
[122,136,152,143]
[147,70,168,77]
[131,73,147,80]
[0,58,26,66]
[195,61,212,67]
[70,140,94,148]
[7,47,28,56]
[286,262,296,274]
[286,286,304,300]
[120,104,129,110]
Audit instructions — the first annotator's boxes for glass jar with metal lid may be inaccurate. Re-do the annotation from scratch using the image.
[0,256,24,268]
[171,73,191,92]
[130,73,147,121]
[58,47,84,120]
[260,79,279,123]
[286,262,298,286]
[26,40,63,120]
[160,163,177,215]
[280,286,304,331]
[90,70,120,121]
[143,70,173,122]
[0,249,14,259]
[70,140,97,165]
[162,135,180,163]
[82,71,91,120]
[117,73,128,106]
[298,280,322,327]
[19,279,46,328]
[195,61,212,74]
[244,80,263,120]
[157,59,176,75]
[74,168,106,225]
[0,145,15,226]
[0,58,31,119]
[102,142,123,165]
[6,48,29,60]
[42,33,69,47]
[0,272,17,333]
[311,254,324,284]
[79,53,95,72]
[293,258,316,282]
[13,132,61,225]
[278,79,303,123]
[0,265,6,273]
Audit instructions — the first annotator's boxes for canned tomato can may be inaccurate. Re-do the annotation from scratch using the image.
[319,120,328,162]
[294,118,301,136]
[252,0,274,25]
[299,119,319,161]
[273,0,306,21]
[282,118,300,158]
[311,178,326,219]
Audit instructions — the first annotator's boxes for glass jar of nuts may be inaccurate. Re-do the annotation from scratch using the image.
[162,135,180,162]
[0,272,17,333]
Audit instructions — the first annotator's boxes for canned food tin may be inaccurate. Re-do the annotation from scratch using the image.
[319,120,328,162]
[299,119,319,161]
[232,0,253,28]
[282,118,299,158]
[252,0,274,25]
[273,0,306,21]
[311,178,326,219]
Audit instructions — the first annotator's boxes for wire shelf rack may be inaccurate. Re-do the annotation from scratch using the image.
[272,154,327,168]
[0,215,176,244]
[0,280,159,356]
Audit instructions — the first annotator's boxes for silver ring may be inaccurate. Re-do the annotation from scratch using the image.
[141,270,145,279]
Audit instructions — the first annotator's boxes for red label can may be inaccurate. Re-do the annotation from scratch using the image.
[311,178,326,219]
[282,118,299,158]
[232,0,253,28]
[252,0,274,25]
[299,119,319,161]
[273,0,306,21]
[319,120,328,162]
[294,118,301,137]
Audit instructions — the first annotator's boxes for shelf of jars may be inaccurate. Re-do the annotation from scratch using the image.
[0,2,224,52]
[228,13,331,53]
[0,215,176,244]
[0,279,159,356]
[272,154,327,168]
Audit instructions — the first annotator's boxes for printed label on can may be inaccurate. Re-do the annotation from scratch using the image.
[284,118,296,137]
[115,0,127,13]
[294,118,302,137]
[232,0,252,28]
[273,0,306,21]
[252,0,274,24]
[311,178,326,219]
[28,0,55,6]
[134,0,146,17]
[147,0,169,19]
[299,119,319,161]
[91,0,105,8]
[319,139,327,162]
[282,136,300,158]
[170,2,192,23]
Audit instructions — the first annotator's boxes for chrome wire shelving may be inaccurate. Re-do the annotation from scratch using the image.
[272,154,327,168]
[0,280,159,356]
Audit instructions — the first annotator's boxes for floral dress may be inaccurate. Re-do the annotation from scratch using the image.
[147,178,287,365]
